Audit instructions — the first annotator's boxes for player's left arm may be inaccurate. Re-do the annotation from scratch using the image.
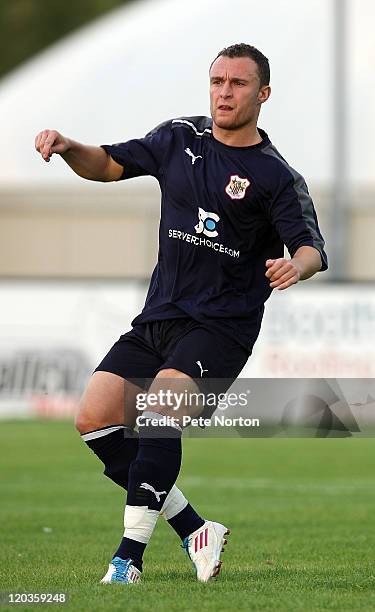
[263,164,328,290]
[265,245,322,290]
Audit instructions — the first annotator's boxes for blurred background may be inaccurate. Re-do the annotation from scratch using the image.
[0,0,374,421]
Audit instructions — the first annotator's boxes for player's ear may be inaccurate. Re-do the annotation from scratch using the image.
[258,85,271,104]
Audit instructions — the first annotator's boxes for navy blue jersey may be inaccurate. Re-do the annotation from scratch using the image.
[102,116,327,352]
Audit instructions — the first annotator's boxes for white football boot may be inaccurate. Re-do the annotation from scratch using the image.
[182,520,230,582]
[100,557,141,584]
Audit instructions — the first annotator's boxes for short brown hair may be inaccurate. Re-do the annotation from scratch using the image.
[211,43,270,88]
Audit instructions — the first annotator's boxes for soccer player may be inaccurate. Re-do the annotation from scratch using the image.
[35,43,327,584]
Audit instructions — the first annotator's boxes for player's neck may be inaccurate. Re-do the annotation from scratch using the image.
[212,122,262,148]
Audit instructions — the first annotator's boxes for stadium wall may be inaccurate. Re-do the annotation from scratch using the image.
[0,185,374,280]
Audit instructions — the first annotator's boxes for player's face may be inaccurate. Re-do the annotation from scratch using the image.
[209,56,269,131]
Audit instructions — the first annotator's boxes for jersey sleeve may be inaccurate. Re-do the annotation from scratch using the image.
[100,120,172,180]
[265,167,328,271]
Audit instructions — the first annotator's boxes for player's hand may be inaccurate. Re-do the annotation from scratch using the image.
[265,258,301,290]
[34,129,70,162]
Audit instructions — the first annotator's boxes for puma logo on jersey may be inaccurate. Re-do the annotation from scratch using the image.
[185,148,203,165]
[139,482,167,502]
[196,360,208,377]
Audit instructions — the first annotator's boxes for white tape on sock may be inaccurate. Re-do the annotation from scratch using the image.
[160,485,188,520]
[123,505,159,544]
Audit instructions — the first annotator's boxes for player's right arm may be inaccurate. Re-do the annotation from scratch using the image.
[34,129,123,182]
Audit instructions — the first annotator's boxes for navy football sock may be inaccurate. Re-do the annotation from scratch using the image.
[117,413,183,563]
[127,415,182,511]
[167,503,205,540]
[82,425,138,489]
[114,537,145,571]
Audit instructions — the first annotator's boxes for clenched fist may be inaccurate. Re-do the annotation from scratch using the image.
[34,129,71,162]
[265,257,301,290]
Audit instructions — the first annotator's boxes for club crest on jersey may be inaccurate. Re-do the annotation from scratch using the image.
[225,175,250,200]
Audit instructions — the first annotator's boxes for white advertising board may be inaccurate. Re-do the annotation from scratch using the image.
[0,281,374,419]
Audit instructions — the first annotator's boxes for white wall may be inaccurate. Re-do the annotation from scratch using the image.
[1,281,374,420]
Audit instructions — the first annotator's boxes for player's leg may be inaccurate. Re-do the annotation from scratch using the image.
[75,369,201,524]
[117,321,250,581]
[115,368,200,577]
[75,327,205,581]
[159,325,250,580]
[75,325,185,497]
[75,370,140,489]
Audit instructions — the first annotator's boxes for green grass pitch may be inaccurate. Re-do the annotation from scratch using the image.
[1,421,375,611]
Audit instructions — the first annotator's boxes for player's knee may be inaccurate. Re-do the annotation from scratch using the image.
[75,402,98,434]
[75,411,88,434]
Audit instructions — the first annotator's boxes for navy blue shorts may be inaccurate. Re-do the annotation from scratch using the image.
[94,317,252,416]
